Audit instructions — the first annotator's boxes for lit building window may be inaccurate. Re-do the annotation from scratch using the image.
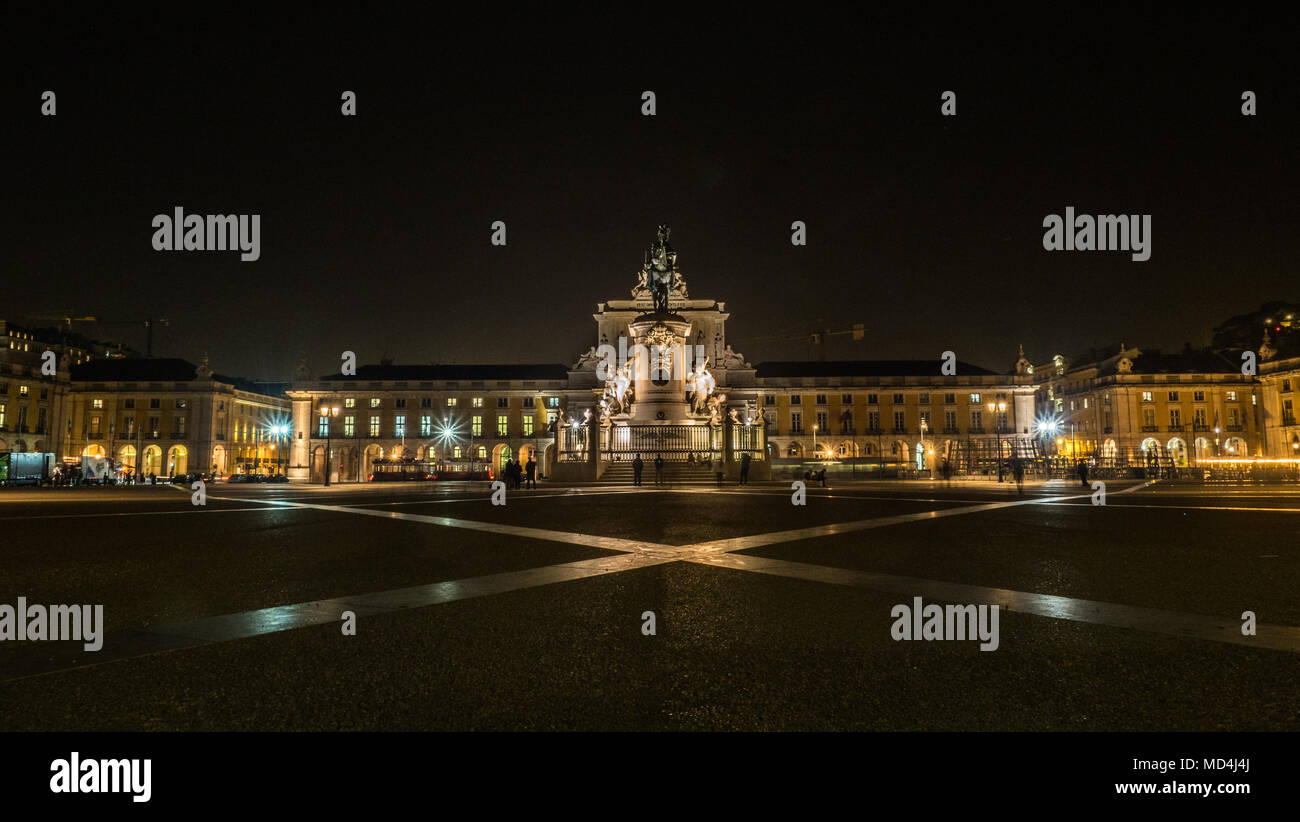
[420,415,432,436]
[369,416,380,437]
[395,415,406,438]
[344,416,355,437]
[473,397,484,408]
[523,416,534,436]
[496,416,508,436]
[472,415,483,436]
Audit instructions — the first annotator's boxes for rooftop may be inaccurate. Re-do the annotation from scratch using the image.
[754,360,1001,379]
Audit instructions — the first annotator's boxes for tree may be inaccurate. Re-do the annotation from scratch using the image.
[1211,300,1300,351]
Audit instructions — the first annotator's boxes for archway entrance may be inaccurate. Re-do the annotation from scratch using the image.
[892,440,908,467]
[142,445,163,476]
[337,446,358,482]
[492,444,513,477]
[1193,437,1211,462]
[363,444,384,480]
[167,445,189,475]
[311,445,327,482]
[1166,437,1188,467]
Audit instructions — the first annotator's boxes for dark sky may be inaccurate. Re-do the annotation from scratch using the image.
[4,8,1298,380]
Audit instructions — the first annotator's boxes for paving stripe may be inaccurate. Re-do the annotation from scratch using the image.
[0,551,675,683]
[1040,501,1300,514]
[213,496,681,557]
[690,553,1300,653]
[684,493,1092,555]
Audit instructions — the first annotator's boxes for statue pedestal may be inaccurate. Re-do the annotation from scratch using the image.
[626,311,696,426]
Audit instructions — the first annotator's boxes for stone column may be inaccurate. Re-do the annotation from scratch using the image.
[288,397,312,482]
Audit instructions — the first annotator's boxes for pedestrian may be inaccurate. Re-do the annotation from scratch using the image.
[525,456,537,489]
[818,468,827,488]
[654,453,664,485]
[739,452,751,485]
[1012,458,1025,494]
[632,453,644,486]
[1077,459,1089,487]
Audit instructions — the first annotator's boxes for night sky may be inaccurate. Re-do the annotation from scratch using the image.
[5,8,1298,380]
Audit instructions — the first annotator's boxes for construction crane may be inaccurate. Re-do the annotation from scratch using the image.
[24,313,172,357]
[733,322,865,361]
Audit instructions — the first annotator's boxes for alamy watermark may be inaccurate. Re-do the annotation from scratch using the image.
[891,596,999,651]
[0,597,103,651]
[50,753,150,802]
[1043,207,1151,261]
[152,207,260,261]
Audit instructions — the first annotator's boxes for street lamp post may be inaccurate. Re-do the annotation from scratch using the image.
[988,401,1007,481]
[919,418,928,475]
[318,405,340,486]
